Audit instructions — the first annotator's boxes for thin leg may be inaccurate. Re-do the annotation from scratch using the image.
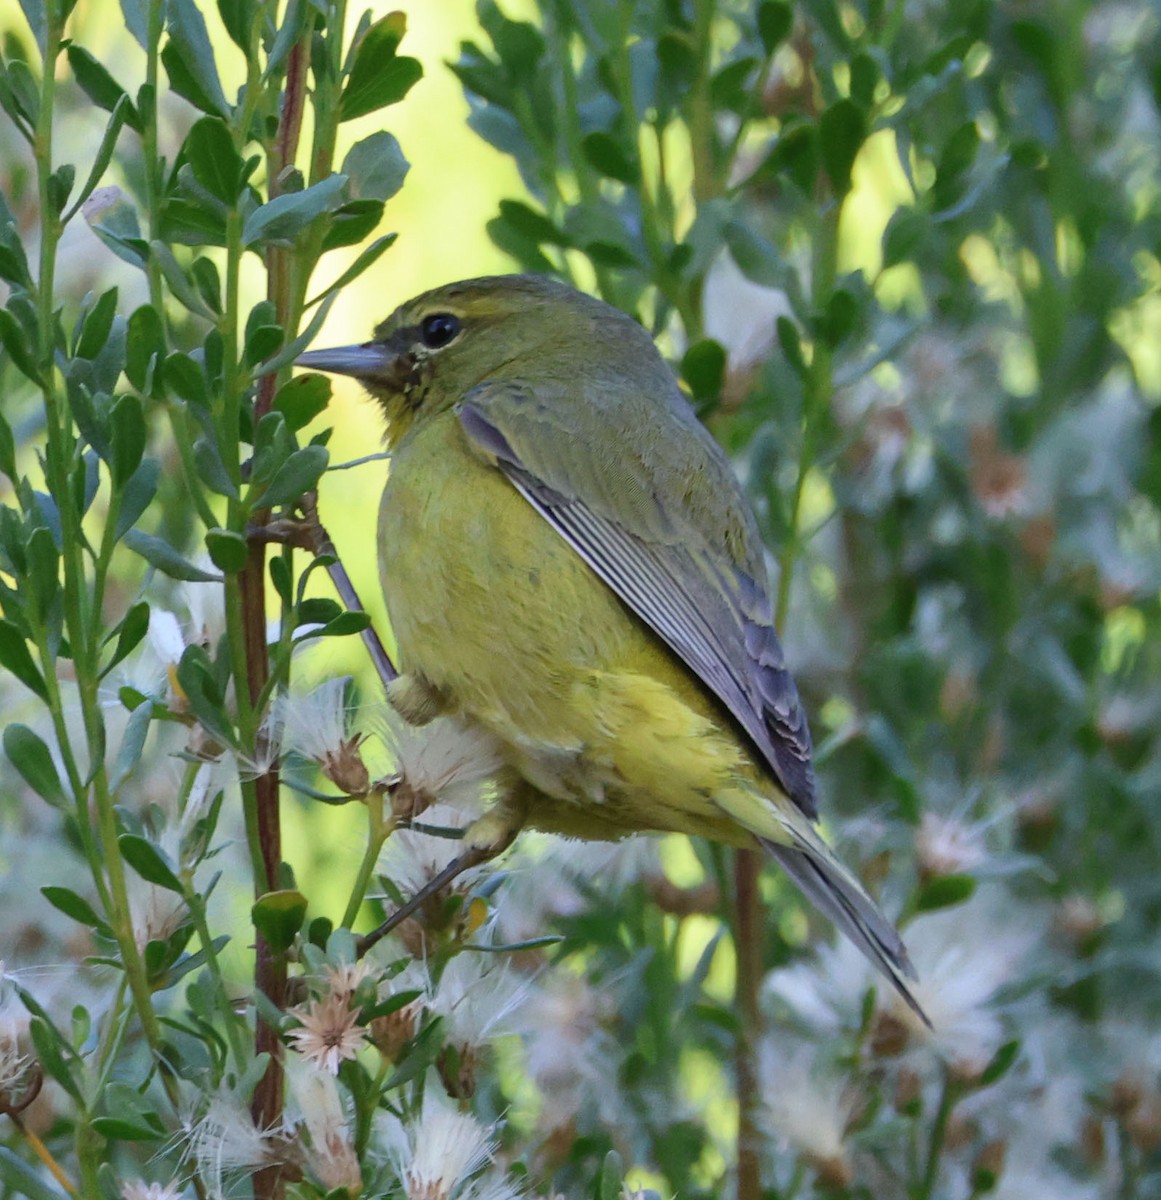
[253,491,398,689]
[356,846,492,957]
[356,786,532,957]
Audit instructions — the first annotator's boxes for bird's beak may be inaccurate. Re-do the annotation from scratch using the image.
[296,343,393,379]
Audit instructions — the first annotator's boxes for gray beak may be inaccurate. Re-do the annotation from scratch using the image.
[296,343,393,378]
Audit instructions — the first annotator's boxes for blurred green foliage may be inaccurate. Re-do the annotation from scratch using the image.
[0,0,1157,1198]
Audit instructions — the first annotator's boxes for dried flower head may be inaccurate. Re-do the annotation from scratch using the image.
[274,677,370,795]
[287,991,367,1074]
[377,712,502,821]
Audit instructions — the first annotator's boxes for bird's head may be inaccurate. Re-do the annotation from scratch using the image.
[296,273,643,443]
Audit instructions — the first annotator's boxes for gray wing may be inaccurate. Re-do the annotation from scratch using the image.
[456,379,817,817]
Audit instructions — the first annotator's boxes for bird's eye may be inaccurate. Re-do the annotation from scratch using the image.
[419,312,461,350]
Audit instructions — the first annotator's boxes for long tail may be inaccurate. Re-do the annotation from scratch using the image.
[716,780,929,1024]
[760,831,930,1027]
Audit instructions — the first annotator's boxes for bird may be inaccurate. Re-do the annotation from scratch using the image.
[297,273,925,1019]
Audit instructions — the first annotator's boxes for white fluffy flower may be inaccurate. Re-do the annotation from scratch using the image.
[759,1040,855,1172]
[378,712,502,818]
[383,1088,496,1200]
[120,1182,185,1200]
[890,888,1045,1074]
[378,802,487,899]
[428,953,531,1051]
[284,1058,362,1193]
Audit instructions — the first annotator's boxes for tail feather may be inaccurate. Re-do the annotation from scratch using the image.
[761,833,931,1027]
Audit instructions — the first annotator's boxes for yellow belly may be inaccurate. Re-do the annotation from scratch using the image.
[377,410,759,846]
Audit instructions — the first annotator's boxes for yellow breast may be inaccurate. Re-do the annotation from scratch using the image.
[377,410,758,845]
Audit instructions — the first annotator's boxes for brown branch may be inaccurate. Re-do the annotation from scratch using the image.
[247,37,312,1200]
[733,848,764,1200]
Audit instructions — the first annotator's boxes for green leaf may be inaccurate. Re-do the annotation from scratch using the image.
[82,185,148,268]
[252,292,339,378]
[753,122,818,194]
[185,116,244,204]
[163,0,230,117]
[63,96,135,225]
[191,256,222,314]
[109,394,146,485]
[245,325,283,368]
[164,351,209,408]
[25,526,59,624]
[341,14,423,121]
[75,287,119,361]
[299,610,371,640]
[218,0,257,51]
[757,1,792,53]
[151,240,217,318]
[66,45,141,130]
[41,886,110,936]
[581,131,639,184]
[915,872,976,913]
[0,620,46,700]
[120,0,148,48]
[319,199,384,251]
[0,194,32,286]
[102,602,150,677]
[29,1016,82,1103]
[160,195,227,249]
[242,175,348,247]
[47,164,75,218]
[111,695,153,790]
[251,444,329,511]
[16,0,47,57]
[725,220,784,288]
[123,530,222,582]
[175,644,236,747]
[306,233,397,307]
[297,597,342,627]
[585,240,641,269]
[0,306,42,383]
[5,724,65,807]
[4,58,40,128]
[933,121,980,213]
[681,339,726,405]
[849,52,879,109]
[274,374,331,431]
[497,199,570,246]
[90,1116,162,1142]
[205,528,248,573]
[342,130,410,202]
[252,889,308,952]
[125,303,166,395]
[596,1150,624,1200]
[192,436,238,499]
[114,459,160,542]
[979,1039,1020,1086]
[118,834,184,893]
[882,207,926,269]
[820,98,866,196]
[0,409,14,479]
[0,1147,68,1200]
[776,315,806,376]
[711,57,759,114]
[816,286,860,348]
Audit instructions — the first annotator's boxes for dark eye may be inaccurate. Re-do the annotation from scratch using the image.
[419,312,461,350]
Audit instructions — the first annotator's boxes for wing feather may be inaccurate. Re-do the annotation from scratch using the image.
[458,385,817,816]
